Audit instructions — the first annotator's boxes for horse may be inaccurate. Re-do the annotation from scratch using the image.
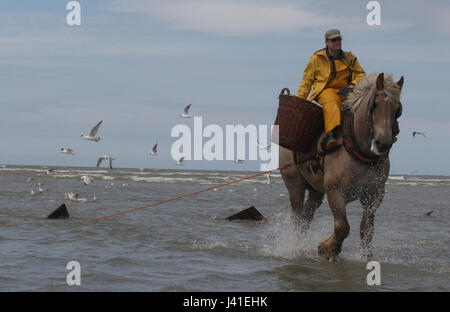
[279,72,404,260]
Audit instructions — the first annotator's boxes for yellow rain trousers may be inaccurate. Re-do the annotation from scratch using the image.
[317,59,349,133]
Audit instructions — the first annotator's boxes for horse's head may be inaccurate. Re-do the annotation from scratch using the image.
[369,73,404,155]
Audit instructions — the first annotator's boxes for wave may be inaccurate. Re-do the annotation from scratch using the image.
[387,176,450,187]
[3,166,448,187]
[388,175,405,180]
[190,240,229,250]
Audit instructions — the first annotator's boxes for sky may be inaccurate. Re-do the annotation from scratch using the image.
[0,0,449,174]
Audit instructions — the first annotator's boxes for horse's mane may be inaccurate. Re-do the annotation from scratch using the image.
[342,72,402,113]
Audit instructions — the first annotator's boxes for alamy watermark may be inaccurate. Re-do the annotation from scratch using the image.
[366,261,381,286]
[170,117,279,171]
[66,261,81,286]
[367,1,381,26]
[66,1,81,26]
[66,1,381,27]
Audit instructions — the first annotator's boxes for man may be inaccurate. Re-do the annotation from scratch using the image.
[298,29,366,150]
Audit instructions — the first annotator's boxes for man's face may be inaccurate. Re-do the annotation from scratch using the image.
[325,37,342,51]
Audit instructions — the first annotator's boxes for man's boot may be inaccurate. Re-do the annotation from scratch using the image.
[324,131,338,150]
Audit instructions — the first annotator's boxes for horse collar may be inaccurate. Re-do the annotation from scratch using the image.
[342,109,388,165]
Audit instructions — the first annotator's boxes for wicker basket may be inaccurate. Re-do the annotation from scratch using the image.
[272,88,324,152]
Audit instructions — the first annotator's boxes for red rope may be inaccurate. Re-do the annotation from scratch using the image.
[91,164,289,222]
[251,205,290,226]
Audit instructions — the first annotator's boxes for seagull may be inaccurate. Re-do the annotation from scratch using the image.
[97,155,115,169]
[60,147,75,155]
[80,175,94,185]
[65,192,87,203]
[180,104,192,118]
[81,120,103,142]
[30,189,36,195]
[176,157,184,165]
[266,171,272,185]
[412,131,426,138]
[257,140,271,151]
[234,159,244,164]
[262,165,272,184]
[150,143,158,156]
[424,210,434,216]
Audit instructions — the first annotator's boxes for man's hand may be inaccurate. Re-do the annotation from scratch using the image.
[338,86,352,96]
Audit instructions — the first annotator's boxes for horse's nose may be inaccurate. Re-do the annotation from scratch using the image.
[374,139,392,153]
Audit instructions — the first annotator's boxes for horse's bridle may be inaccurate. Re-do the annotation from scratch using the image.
[341,90,401,165]
[367,90,402,145]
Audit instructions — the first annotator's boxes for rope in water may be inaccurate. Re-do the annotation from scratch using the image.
[251,205,290,226]
[91,164,292,222]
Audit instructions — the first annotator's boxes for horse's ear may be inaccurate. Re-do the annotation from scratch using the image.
[376,73,384,91]
[396,76,404,89]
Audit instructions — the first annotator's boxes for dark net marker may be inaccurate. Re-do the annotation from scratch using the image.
[226,206,265,221]
[47,203,70,219]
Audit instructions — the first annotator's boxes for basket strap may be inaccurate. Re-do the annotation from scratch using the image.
[280,88,290,96]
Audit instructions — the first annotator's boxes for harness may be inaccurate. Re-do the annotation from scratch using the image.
[341,108,388,165]
[290,91,400,168]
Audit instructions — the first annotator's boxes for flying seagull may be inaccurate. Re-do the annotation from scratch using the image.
[60,147,75,155]
[150,143,158,156]
[97,155,115,169]
[180,104,192,118]
[81,120,103,142]
[257,140,271,151]
[176,157,184,165]
[412,131,426,138]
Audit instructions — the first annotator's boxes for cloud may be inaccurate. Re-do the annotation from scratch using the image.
[427,5,450,34]
[106,0,343,36]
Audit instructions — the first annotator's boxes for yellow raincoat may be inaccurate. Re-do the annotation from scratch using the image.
[298,48,366,133]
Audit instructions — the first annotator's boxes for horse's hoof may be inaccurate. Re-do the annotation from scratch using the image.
[318,244,333,259]
[318,236,341,259]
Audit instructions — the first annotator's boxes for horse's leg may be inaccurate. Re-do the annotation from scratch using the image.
[359,189,384,260]
[279,147,307,232]
[280,166,307,232]
[318,189,350,259]
[301,187,324,232]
